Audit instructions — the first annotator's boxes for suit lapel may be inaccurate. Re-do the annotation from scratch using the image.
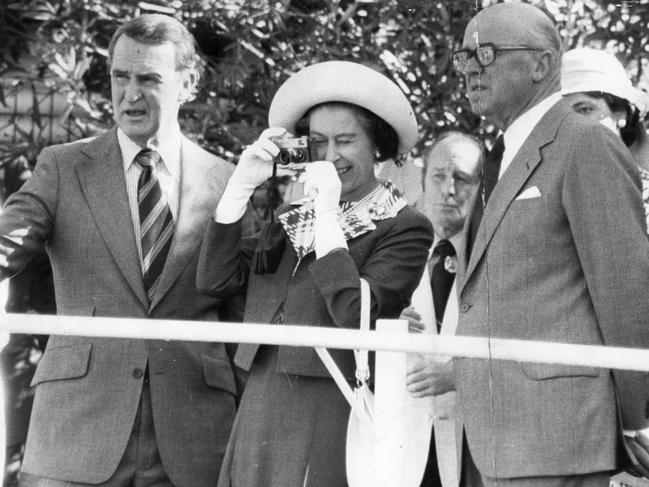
[149,137,222,310]
[76,129,148,309]
[460,101,569,294]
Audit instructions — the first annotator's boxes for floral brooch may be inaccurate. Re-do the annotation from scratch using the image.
[444,255,457,274]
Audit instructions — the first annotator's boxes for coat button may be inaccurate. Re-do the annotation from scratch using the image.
[132,368,144,379]
[460,304,471,313]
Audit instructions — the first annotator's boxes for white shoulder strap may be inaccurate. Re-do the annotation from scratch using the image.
[354,278,371,384]
[315,277,373,426]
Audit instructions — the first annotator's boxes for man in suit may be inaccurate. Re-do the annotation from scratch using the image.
[404,132,482,487]
[0,14,237,487]
[452,3,649,486]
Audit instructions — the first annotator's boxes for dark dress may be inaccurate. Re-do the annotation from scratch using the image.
[197,188,433,487]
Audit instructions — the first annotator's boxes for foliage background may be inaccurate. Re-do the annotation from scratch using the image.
[2,0,649,165]
[0,0,649,485]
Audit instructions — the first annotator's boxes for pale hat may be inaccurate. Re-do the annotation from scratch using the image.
[561,47,649,115]
[268,60,419,155]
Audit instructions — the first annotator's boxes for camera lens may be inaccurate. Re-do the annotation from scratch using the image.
[292,149,306,163]
[276,150,291,165]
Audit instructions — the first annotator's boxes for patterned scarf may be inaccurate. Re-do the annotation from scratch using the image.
[279,180,407,260]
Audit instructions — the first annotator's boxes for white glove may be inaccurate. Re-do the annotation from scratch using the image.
[215,127,293,223]
[299,161,347,258]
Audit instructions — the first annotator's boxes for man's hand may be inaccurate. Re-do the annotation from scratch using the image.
[402,306,455,398]
[401,305,426,333]
[406,357,455,398]
[625,431,649,478]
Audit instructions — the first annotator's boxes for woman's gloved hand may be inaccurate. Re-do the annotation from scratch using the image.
[299,161,347,258]
[215,127,294,223]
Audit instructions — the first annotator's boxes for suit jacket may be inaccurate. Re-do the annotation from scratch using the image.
[197,205,433,381]
[0,128,237,486]
[410,258,460,487]
[455,99,649,479]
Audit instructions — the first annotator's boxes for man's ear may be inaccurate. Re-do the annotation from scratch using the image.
[178,69,197,104]
[532,50,554,82]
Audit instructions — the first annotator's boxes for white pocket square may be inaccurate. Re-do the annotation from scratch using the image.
[515,186,541,200]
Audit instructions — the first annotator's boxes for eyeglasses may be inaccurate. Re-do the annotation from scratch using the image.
[451,43,543,73]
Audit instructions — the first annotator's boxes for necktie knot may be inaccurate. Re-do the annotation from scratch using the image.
[135,149,161,169]
[433,239,456,259]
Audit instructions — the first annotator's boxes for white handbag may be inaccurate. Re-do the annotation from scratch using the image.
[315,278,431,487]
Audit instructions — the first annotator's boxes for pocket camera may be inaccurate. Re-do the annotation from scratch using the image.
[271,134,311,166]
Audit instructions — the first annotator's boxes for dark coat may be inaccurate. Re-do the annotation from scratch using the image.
[197,204,434,380]
[198,202,433,487]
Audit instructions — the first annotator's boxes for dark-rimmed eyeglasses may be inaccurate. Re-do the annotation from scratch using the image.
[451,43,543,73]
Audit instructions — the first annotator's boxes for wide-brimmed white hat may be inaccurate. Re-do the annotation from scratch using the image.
[268,60,419,156]
[561,47,649,116]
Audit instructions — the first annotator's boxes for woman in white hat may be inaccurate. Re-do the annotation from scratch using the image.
[561,47,649,227]
[197,60,433,487]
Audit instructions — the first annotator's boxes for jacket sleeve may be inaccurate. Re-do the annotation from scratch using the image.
[308,208,433,329]
[562,121,649,429]
[196,218,256,299]
[0,147,58,280]
[563,123,649,350]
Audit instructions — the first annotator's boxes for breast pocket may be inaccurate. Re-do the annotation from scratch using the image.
[501,195,554,253]
[508,195,545,212]
[30,344,92,386]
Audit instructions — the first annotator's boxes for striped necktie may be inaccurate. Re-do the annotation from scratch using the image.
[135,149,174,303]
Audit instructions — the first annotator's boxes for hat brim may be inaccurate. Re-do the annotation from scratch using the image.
[562,77,649,115]
[268,61,419,155]
[561,48,649,116]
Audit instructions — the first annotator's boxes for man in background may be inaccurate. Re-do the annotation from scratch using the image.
[404,131,482,487]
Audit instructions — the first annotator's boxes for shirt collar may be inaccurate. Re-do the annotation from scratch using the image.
[431,231,462,259]
[117,127,181,180]
[500,92,562,177]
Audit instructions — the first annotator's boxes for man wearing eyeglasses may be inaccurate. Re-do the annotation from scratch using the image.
[452,3,649,487]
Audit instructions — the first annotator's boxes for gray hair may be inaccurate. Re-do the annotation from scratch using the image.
[422,130,484,179]
[108,14,202,86]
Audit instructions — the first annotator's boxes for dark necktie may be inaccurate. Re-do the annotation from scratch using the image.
[430,239,456,332]
[136,149,174,303]
[483,134,505,203]
[468,135,505,254]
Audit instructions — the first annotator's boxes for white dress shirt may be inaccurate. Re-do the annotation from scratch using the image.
[117,128,181,261]
[499,92,562,179]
